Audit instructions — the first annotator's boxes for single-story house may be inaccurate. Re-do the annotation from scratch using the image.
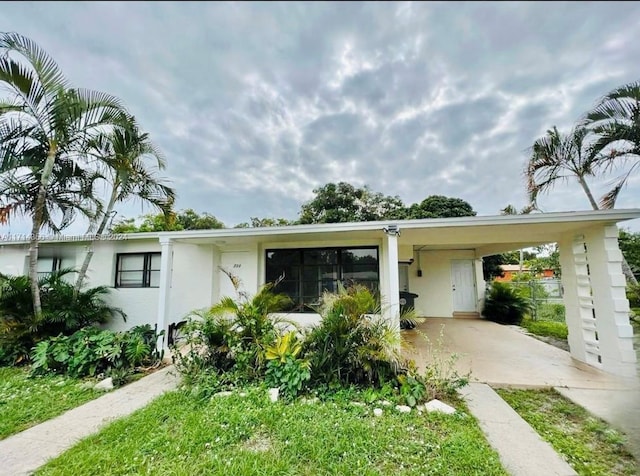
[0,209,638,377]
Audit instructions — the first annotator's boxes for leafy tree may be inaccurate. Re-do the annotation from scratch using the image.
[403,195,476,219]
[482,255,506,281]
[298,182,404,224]
[235,217,294,228]
[619,229,640,280]
[111,208,224,233]
[0,32,127,316]
[584,80,640,208]
[75,119,175,292]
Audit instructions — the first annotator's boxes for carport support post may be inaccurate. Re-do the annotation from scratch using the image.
[156,237,173,353]
[584,225,637,378]
[383,228,401,330]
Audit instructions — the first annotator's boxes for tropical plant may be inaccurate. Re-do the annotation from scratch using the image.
[583,80,640,208]
[74,120,175,292]
[0,32,128,316]
[482,281,532,325]
[265,332,311,400]
[304,284,404,387]
[30,325,163,384]
[0,269,125,365]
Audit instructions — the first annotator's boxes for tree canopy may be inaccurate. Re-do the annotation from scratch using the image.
[111,209,224,233]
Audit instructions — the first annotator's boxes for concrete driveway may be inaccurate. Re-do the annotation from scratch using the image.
[402,318,640,460]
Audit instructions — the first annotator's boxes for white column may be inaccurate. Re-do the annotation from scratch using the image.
[558,238,590,364]
[383,229,400,329]
[585,225,637,378]
[156,237,173,352]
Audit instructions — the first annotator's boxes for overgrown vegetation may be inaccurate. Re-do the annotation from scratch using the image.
[37,388,507,476]
[0,270,126,365]
[496,388,637,476]
[30,325,164,386]
[0,367,100,439]
[482,281,532,325]
[173,280,466,407]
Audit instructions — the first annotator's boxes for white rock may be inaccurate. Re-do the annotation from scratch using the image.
[94,377,114,391]
[424,399,456,415]
[396,405,412,413]
[350,401,366,407]
[373,408,383,417]
[268,387,279,402]
[213,391,233,398]
[379,400,392,406]
[239,392,248,397]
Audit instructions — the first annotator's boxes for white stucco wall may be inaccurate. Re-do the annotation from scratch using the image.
[168,243,216,324]
[0,244,28,276]
[82,239,161,332]
[408,249,478,317]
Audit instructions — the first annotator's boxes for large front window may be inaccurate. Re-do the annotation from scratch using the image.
[115,253,160,288]
[265,247,379,312]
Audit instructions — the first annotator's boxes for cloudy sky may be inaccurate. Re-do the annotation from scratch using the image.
[1,1,639,233]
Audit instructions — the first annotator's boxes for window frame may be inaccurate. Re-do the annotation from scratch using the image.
[265,246,380,312]
[115,252,161,288]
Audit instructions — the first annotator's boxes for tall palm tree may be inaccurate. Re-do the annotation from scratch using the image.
[0,32,127,316]
[526,126,600,210]
[583,80,640,208]
[525,125,638,284]
[74,120,176,292]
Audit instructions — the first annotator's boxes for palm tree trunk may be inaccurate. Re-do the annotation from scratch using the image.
[577,175,600,211]
[576,175,638,284]
[29,144,57,317]
[74,185,119,294]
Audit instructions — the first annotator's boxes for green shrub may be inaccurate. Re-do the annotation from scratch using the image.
[627,284,640,308]
[30,325,163,384]
[0,270,126,365]
[483,281,532,325]
[521,319,568,340]
[265,331,310,400]
[304,284,404,387]
[536,303,566,322]
[172,282,293,390]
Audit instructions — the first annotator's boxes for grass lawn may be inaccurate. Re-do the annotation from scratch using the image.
[521,318,568,340]
[496,388,637,476]
[0,367,100,440]
[38,388,507,476]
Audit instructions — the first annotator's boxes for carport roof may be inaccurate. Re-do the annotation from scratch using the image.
[159,209,640,256]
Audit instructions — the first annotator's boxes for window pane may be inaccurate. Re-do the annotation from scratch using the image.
[150,253,161,271]
[342,264,379,281]
[37,258,55,274]
[303,249,337,265]
[119,255,144,271]
[118,270,143,287]
[342,248,378,265]
[149,270,160,287]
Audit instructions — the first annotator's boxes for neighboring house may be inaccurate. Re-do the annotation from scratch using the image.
[495,264,555,282]
[0,209,638,378]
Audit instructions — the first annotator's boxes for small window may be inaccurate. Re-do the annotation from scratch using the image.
[37,257,61,278]
[115,253,161,288]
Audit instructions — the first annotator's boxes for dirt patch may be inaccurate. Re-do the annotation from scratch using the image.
[241,433,273,453]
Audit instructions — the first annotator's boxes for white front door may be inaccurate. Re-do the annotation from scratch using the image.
[451,260,476,312]
[219,251,252,299]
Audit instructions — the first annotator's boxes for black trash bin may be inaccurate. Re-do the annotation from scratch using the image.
[399,291,419,314]
[399,291,419,330]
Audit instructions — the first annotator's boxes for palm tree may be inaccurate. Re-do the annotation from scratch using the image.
[583,80,640,208]
[525,125,638,284]
[0,32,127,316]
[74,120,176,292]
[526,126,600,210]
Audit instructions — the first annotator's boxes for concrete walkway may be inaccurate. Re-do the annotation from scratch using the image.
[0,365,180,476]
[461,383,577,476]
[404,318,640,464]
